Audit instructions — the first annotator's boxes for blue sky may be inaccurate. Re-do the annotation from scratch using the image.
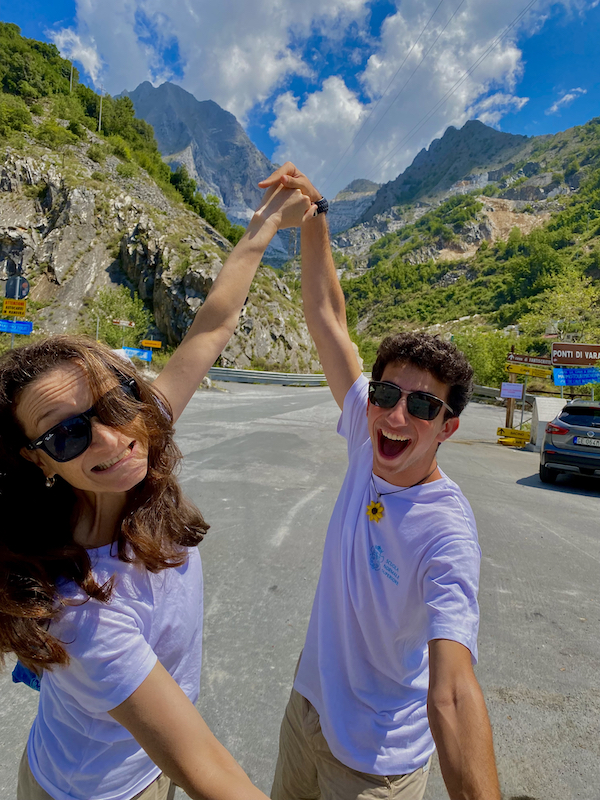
[2,0,599,195]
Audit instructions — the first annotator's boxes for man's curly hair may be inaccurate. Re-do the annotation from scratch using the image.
[371,332,474,418]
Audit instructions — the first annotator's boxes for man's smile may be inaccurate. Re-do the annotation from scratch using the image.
[378,430,411,459]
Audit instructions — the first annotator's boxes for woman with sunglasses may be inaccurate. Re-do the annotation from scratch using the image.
[260,164,501,800]
[0,183,314,800]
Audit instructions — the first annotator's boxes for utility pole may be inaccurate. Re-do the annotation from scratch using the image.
[70,63,74,93]
[98,86,103,133]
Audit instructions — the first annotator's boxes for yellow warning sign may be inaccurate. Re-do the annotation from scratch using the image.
[2,298,27,318]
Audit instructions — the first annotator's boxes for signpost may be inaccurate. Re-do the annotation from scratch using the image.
[5,276,30,300]
[506,363,552,378]
[553,367,600,386]
[506,352,552,367]
[0,320,33,335]
[122,347,152,362]
[551,342,600,366]
[497,426,530,448]
[504,353,551,430]
[2,298,27,318]
[550,341,600,399]
[112,319,135,347]
[141,340,162,349]
[501,382,524,399]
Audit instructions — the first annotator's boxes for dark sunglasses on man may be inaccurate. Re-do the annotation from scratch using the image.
[368,380,454,421]
[26,376,142,463]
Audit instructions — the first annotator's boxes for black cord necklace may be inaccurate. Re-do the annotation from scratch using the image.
[366,466,438,523]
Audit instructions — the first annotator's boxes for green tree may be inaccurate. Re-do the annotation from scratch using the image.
[452,330,516,387]
[518,268,600,341]
[81,286,151,348]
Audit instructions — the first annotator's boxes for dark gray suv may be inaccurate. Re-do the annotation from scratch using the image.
[539,400,600,483]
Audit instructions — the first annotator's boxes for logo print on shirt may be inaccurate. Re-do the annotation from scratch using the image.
[369,545,384,571]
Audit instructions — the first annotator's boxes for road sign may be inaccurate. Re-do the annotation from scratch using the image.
[122,347,152,362]
[506,363,552,378]
[553,367,600,386]
[500,382,524,399]
[506,352,552,367]
[141,339,162,348]
[0,319,33,335]
[497,427,530,440]
[551,342,600,366]
[5,276,30,300]
[2,298,27,317]
[112,319,136,328]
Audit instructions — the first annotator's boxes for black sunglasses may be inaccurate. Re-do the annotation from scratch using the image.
[368,380,454,421]
[26,377,142,463]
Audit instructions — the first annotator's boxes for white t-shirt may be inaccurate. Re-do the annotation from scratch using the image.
[28,545,203,800]
[295,374,481,775]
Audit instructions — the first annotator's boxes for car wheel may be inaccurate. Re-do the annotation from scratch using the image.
[539,463,557,484]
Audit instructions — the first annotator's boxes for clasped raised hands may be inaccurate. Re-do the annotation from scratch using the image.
[255,162,322,230]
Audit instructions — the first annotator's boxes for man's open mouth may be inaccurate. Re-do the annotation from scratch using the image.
[378,430,410,459]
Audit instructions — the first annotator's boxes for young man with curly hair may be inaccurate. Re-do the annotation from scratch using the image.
[259,165,501,800]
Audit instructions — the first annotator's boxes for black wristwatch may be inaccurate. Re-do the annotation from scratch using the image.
[315,197,329,215]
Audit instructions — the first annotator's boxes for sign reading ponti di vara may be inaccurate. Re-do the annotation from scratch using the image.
[551,342,600,366]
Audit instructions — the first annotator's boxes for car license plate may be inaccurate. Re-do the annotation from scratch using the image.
[574,436,600,447]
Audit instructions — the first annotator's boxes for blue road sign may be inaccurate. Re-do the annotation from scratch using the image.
[5,276,30,300]
[553,367,600,386]
[0,319,33,335]
[122,347,152,362]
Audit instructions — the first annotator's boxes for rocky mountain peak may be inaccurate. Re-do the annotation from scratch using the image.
[125,81,276,215]
[361,119,530,222]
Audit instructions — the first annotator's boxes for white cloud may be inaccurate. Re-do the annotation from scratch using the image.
[50,29,103,86]
[470,92,529,126]
[545,87,587,115]
[50,0,599,195]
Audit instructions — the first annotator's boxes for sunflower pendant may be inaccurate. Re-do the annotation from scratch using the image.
[366,500,384,523]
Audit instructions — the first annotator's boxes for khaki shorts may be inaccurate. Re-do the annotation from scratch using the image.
[17,747,176,800]
[271,687,431,800]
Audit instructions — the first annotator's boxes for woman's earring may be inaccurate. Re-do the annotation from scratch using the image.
[45,475,56,488]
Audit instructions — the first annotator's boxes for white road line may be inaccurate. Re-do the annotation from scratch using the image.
[271,487,324,547]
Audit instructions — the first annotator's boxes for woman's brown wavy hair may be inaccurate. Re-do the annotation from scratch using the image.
[0,335,209,673]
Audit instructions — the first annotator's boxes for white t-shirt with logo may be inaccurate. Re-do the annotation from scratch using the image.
[28,545,203,800]
[294,374,481,775]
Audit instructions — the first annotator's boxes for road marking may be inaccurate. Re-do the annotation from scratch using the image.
[271,487,323,547]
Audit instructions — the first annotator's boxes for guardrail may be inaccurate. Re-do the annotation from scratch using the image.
[207,367,327,386]
[207,369,537,403]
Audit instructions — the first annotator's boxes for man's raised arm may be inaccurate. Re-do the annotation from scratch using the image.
[259,164,362,410]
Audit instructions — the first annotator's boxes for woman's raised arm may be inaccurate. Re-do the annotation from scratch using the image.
[153,185,313,422]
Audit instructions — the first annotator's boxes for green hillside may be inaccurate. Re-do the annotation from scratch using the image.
[0,22,243,243]
[342,117,600,377]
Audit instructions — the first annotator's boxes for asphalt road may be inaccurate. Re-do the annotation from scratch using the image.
[1,383,598,800]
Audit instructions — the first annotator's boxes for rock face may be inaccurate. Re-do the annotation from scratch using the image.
[327,179,381,234]
[124,81,290,266]
[0,139,319,372]
[126,82,276,213]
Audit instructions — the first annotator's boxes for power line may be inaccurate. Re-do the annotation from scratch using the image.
[320,0,447,195]
[365,0,539,183]
[323,0,467,196]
